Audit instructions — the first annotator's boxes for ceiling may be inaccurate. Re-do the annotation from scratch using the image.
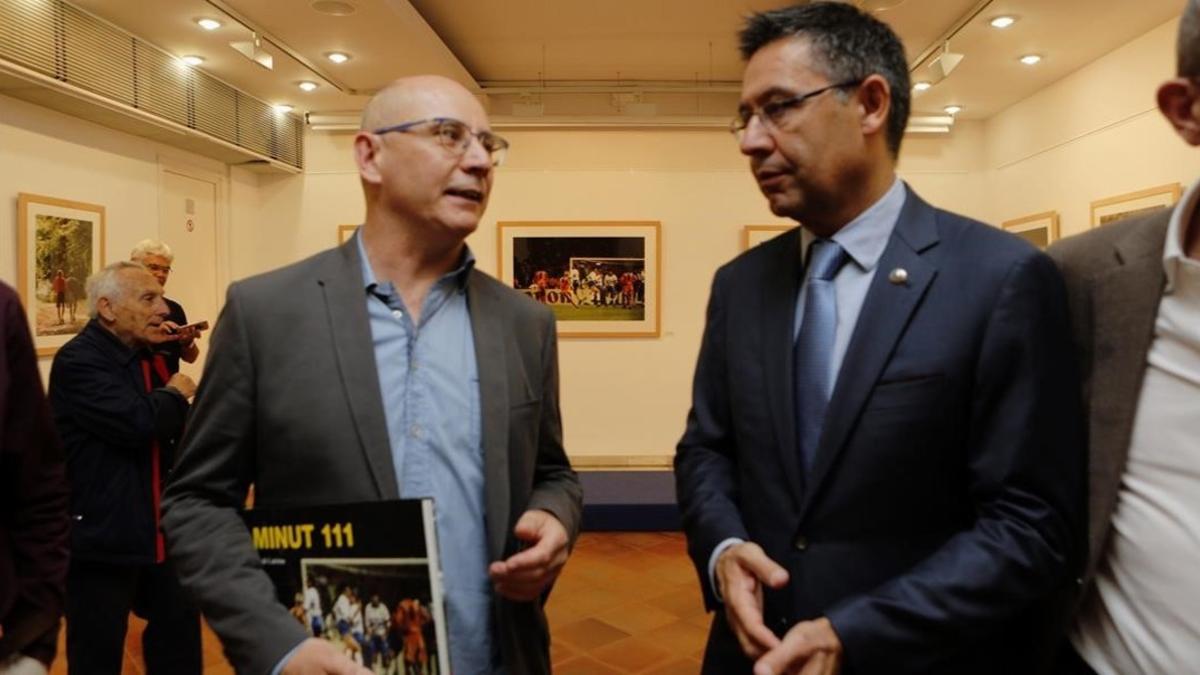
[60,0,1183,124]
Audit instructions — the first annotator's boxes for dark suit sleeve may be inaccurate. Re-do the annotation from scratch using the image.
[161,286,308,675]
[825,253,1085,671]
[525,309,583,545]
[0,289,69,665]
[674,267,751,607]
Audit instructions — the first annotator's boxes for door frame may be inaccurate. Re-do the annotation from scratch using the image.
[155,155,231,311]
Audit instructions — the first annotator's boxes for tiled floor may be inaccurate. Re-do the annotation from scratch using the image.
[48,532,710,674]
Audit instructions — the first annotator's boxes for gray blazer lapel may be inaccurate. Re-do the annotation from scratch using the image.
[316,238,399,499]
[467,272,512,561]
[799,192,938,518]
[762,230,805,510]
[1084,216,1168,577]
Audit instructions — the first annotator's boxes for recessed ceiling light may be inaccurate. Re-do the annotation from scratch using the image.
[181,55,204,66]
[913,81,932,92]
[990,16,1016,29]
[274,104,294,114]
[1019,54,1042,65]
[311,0,357,15]
[326,52,350,64]
[298,81,319,92]
[944,105,963,115]
[196,18,222,31]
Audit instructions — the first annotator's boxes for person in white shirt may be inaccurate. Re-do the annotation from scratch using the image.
[363,595,391,670]
[303,581,325,638]
[1047,3,1200,672]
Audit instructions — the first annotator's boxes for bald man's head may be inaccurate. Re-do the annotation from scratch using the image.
[360,76,485,132]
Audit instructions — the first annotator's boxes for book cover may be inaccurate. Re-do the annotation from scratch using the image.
[243,499,449,675]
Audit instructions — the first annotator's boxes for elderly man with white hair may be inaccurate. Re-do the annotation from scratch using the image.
[48,261,200,675]
[129,240,203,374]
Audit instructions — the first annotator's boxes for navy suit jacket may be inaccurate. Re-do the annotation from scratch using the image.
[675,187,1085,674]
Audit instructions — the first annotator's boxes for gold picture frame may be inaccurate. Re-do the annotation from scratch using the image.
[17,193,107,356]
[1090,183,1181,228]
[1001,211,1060,250]
[741,224,793,251]
[497,221,661,338]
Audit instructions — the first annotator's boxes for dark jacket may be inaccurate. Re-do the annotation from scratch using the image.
[0,283,70,666]
[49,320,189,565]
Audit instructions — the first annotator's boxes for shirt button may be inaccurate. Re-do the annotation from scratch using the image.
[794,535,808,551]
[391,309,403,320]
[409,424,422,438]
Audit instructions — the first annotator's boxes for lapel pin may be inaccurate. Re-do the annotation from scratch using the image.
[888,268,908,285]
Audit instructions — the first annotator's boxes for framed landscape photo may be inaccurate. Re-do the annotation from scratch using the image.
[497,221,661,338]
[1002,211,1060,250]
[1090,183,1181,228]
[338,224,358,244]
[16,193,106,356]
[741,224,792,251]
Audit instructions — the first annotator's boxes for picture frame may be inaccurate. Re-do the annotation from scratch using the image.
[1001,211,1060,250]
[337,224,358,244]
[497,221,661,338]
[741,224,792,251]
[16,193,106,356]
[1090,183,1181,228]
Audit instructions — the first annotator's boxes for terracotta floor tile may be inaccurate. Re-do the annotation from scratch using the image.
[642,620,710,657]
[554,655,626,675]
[645,586,707,619]
[593,601,681,634]
[642,657,704,674]
[554,617,632,651]
[590,636,674,672]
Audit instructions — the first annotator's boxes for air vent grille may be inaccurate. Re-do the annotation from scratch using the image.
[0,0,303,169]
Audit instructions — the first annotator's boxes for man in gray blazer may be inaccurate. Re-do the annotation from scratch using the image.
[1047,3,1200,672]
[162,75,582,675]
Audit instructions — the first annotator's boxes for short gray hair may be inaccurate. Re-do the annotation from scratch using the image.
[86,261,145,318]
[130,239,173,263]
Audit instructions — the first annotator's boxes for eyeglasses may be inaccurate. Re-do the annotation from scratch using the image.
[373,117,509,166]
[144,263,172,274]
[731,79,863,141]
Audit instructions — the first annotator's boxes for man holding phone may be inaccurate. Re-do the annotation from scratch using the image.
[130,240,205,374]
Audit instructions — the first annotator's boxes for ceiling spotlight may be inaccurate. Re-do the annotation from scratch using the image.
[274,104,294,114]
[196,18,222,31]
[928,42,964,80]
[326,52,350,64]
[181,55,204,66]
[944,105,963,115]
[298,81,319,92]
[990,16,1017,29]
[913,81,932,92]
[1019,54,1043,65]
[230,32,273,70]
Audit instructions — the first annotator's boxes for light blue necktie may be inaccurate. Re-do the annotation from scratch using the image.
[794,239,848,477]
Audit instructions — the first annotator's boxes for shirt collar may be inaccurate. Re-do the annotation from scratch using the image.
[85,319,149,365]
[1164,176,1200,293]
[800,177,906,271]
[355,227,477,295]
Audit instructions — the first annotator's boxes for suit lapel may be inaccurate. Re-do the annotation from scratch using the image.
[317,238,399,499]
[467,272,512,561]
[762,230,805,510]
[1085,215,1168,574]
[799,191,939,518]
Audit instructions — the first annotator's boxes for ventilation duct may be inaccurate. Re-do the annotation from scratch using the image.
[0,0,303,171]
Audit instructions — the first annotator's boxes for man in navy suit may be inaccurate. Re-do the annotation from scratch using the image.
[674,4,1085,674]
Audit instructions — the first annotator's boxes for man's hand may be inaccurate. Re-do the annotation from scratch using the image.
[161,320,201,346]
[488,509,570,601]
[717,542,789,659]
[166,373,197,400]
[280,638,373,675]
[753,617,842,675]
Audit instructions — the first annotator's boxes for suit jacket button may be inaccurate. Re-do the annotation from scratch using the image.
[794,535,808,551]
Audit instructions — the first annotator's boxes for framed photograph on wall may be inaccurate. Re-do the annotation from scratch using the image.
[741,224,792,251]
[16,193,106,356]
[1001,211,1060,250]
[497,221,661,338]
[337,224,358,244]
[1090,183,1181,228]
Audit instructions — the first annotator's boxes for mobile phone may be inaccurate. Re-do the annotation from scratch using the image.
[170,320,209,333]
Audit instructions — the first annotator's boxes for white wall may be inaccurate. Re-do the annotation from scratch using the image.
[984,17,1197,236]
[0,93,234,381]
